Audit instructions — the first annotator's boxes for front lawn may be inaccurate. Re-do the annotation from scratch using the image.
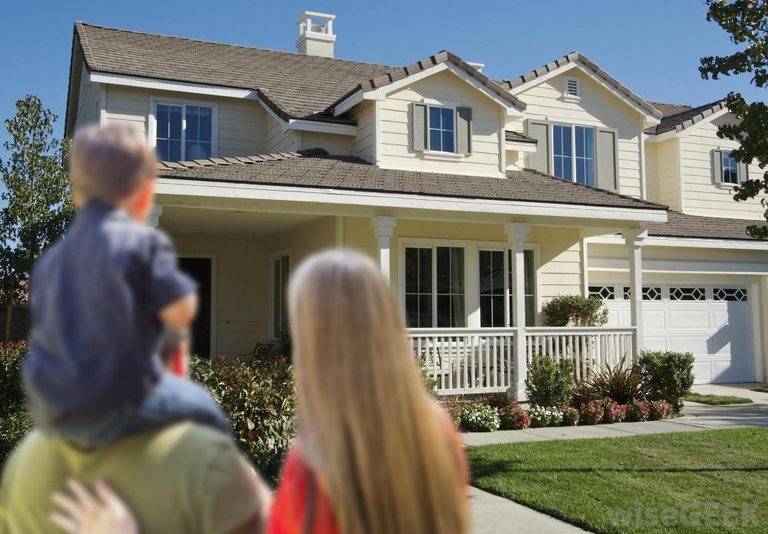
[685,393,753,405]
[751,386,768,394]
[468,428,768,533]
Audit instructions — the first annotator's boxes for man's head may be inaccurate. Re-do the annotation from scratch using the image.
[70,125,157,222]
[159,327,190,377]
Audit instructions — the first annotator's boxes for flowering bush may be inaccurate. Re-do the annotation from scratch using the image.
[626,399,651,422]
[648,400,673,420]
[529,406,564,428]
[579,400,605,425]
[441,396,464,426]
[459,402,500,432]
[498,402,531,430]
[561,405,580,426]
[190,354,295,484]
[600,398,627,424]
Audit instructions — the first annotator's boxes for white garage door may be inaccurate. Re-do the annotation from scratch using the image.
[594,284,755,384]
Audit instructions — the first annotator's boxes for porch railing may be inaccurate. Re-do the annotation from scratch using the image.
[408,326,636,396]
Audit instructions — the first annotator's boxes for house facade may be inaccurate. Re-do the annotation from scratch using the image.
[65,13,768,396]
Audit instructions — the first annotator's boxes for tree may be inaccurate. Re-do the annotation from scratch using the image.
[700,0,768,239]
[0,95,74,340]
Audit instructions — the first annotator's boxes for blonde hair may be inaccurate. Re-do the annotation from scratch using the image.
[289,249,469,534]
[70,124,156,203]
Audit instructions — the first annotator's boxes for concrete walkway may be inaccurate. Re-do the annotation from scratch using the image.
[470,487,587,533]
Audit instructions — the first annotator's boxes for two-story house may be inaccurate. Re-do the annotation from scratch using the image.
[65,13,768,396]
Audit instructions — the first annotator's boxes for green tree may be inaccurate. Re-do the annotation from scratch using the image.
[700,0,768,239]
[0,95,74,339]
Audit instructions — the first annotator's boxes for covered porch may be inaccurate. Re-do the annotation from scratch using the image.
[153,183,651,400]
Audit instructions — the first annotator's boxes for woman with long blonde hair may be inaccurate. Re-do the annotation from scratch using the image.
[49,249,469,534]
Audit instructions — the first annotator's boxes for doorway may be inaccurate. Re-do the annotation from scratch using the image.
[178,257,213,358]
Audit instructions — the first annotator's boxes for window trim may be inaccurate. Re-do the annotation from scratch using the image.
[424,101,458,155]
[721,150,740,186]
[177,252,217,358]
[269,250,291,340]
[148,97,219,161]
[550,122,596,186]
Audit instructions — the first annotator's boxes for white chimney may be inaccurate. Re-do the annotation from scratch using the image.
[467,62,485,73]
[297,11,336,58]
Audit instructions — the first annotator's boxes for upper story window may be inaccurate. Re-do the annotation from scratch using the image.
[713,148,747,187]
[722,151,739,185]
[154,102,215,162]
[553,124,596,187]
[428,106,456,153]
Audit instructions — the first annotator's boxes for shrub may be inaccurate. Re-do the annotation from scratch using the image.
[638,351,695,412]
[498,402,530,430]
[525,355,575,408]
[588,359,648,405]
[600,398,627,424]
[0,341,27,412]
[0,408,32,463]
[580,401,605,425]
[649,400,673,420]
[626,399,651,422]
[441,396,463,426]
[571,380,599,409]
[459,403,500,432]
[529,406,564,428]
[190,354,295,484]
[561,405,580,426]
[541,295,609,327]
[482,393,512,410]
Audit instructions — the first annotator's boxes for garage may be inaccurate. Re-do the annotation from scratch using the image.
[593,284,756,384]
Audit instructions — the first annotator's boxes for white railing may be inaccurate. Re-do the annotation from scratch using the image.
[408,328,516,395]
[525,327,636,382]
[408,326,636,395]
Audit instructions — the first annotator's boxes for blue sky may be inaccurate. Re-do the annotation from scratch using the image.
[0,0,763,146]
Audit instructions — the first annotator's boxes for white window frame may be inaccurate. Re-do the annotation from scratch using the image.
[269,250,291,340]
[423,99,459,156]
[721,150,740,186]
[478,246,538,328]
[148,97,219,161]
[550,123,597,187]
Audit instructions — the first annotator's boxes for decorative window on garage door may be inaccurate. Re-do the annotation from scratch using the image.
[713,288,748,302]
[669,287,706,301]
[589,286,615,300]
[642,286,662,301]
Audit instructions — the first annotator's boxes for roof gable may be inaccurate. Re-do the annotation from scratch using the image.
[646,99,727,136]
[499,52,662,123]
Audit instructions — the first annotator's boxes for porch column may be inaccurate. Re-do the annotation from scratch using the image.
[371,216,397,282]
[147,205,163,228]
[505,222,530,401]
[623,229,647,357]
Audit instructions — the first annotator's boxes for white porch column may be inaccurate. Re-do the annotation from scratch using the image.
[147,204,163,228]
[623,229,647,357]
[371,216,397,282]
[505,222,530,401]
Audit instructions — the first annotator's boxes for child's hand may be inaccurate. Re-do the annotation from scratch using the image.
[51,479,138,534]
[160,293,197,328]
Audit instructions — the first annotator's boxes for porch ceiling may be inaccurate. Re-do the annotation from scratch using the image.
[157,205,321,238]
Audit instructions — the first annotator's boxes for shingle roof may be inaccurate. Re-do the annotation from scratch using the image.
[505,130,537,144]
[646,99,727,135]
[497,52,663,120]
[646,211,765,241]
[156,149,665,212]
[72,23,522,127]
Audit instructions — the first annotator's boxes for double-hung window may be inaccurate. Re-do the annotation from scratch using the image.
[428,106,456,153]
[155,102,214,161]
[722,151,739,185]
[405,246,465,328]
[553,124,596,186]
[478,249,536,328]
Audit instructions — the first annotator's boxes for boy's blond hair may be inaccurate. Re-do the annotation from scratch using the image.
[70,125,157,203]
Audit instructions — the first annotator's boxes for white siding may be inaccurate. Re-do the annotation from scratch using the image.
[74,64,100,130]
[300,131,353,155]
[103,86,267,156]
[679,116,763,219]
[514,71,646,197]
[646,138,682,210]
[352,100,376,162]
[378,70,505,177]
[265,112,295,153]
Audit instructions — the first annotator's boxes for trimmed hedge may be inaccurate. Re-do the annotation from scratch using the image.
[0,342,31,463]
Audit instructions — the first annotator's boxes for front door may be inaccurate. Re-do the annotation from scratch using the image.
[178,257,212,358]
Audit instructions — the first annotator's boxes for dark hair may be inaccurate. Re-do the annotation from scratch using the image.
[158,328,189,364]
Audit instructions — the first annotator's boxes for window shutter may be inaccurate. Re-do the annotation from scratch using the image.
[738,161,748,183]
[456,107,472,156]
[712,149,723,184]
[525,120,549,173]
[411,103,427,152]
[596,129,618,192]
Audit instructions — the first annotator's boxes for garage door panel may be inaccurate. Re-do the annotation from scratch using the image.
[642,309,667,329]
[692,361,712,383]
[667,309,711,330]
[668,335,710,354]
[712,360,753,383]
[642,336,668,352]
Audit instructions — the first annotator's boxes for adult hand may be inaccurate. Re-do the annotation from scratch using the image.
[50,479,139,534]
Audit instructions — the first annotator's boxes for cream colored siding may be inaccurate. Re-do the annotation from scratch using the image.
[529,226,583,303]
[352,101,376,162]
[103,86,267,156]
[378,70,505,177]
[679,116,763,219]
[300,131,353,155]
[265,112,295,153]
[74,66,100,130]
[645,138,681,210]
[514,72,645,197]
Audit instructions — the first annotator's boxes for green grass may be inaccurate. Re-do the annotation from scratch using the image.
[751,386,768,394]
[685,393,753,405]
[468,428,768,534]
